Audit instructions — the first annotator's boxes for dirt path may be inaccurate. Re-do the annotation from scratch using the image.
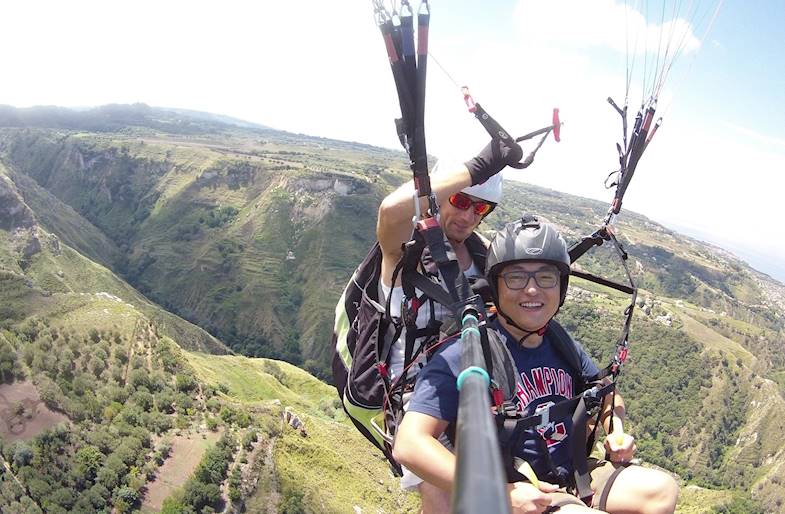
[240,436,280,514]
[141,430,221,511]
[1,456,28,494]
[121,321,140,385]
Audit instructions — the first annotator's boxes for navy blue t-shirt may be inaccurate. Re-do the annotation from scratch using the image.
[407,320,600,480]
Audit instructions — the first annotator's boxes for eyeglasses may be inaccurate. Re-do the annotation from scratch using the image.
[499,269,560,290]
[448,192,495,216]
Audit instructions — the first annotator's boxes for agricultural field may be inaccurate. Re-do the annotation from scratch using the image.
[140,429,220,512]
[0,381,68,443]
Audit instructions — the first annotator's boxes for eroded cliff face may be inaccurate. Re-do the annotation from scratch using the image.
[0,171,35,231]
[0,167,44,271]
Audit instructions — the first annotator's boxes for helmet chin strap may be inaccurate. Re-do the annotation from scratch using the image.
[497,306,550,346]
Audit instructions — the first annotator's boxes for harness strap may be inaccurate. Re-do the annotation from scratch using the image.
[416,218,473,310]
[570,398,594,504]
[567,229,607,263]
[497,381,616,489]
[412,1,430,190]
[570,270,634,295]
[498,417,531,482]
[402,270,455,310]
[374,0,430,197]
[617,105,655,206]
[567,227,636,381]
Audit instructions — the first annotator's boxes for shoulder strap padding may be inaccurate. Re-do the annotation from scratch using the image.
[546,320,588,392]
[484,328,521,402]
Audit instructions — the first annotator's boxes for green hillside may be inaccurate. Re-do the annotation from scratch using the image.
[185,354,419,513]
[1,104,784,513]
[0,124,406,378]
[0,159,415,512]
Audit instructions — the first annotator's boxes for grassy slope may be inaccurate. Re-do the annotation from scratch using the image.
[186,353,420,513]
[0,127,407,374]
[6,165,122,269]
[0,160,225,353]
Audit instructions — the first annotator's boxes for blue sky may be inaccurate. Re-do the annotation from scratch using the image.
[0,0,783,282]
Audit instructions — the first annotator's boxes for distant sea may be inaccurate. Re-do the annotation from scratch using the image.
[661,221,785,285]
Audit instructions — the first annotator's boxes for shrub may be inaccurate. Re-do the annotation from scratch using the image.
[175,373,197,393]
[242,430,258,450]
[12,443,33,468]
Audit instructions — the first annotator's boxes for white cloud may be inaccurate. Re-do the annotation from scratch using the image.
[722,122,785,152]
[512,0,701,57]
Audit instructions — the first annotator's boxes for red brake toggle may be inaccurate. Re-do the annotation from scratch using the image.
[646,117,662,144]
[492,388,504,408]
[417,217,440,231]
[462,86,477,113]
[552,108,561,142]
[378,362,389,377]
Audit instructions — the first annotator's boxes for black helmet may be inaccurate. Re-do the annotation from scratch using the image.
[486,214,571,306]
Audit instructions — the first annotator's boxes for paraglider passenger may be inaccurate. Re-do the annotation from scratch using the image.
[394,216,680,514]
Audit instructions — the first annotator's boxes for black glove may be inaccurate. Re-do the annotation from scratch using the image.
[464,139,523,185]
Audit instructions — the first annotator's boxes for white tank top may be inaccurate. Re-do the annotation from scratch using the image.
[379,261,481,382]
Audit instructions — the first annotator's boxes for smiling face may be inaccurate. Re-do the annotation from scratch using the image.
[496,261,561,336]
[440,193,487,243]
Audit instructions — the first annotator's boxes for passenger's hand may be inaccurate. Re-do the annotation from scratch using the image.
[605,431,637,463]
[507,480,558,514]
[464,138,523,185]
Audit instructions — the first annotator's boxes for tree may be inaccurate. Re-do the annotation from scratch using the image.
[75,445,104,481]
[12,443,33,468]
[205,397,220,412]
[0,339,19,383]
[175,373,197,393]
[128,369,150,390]
[95,466,120,491]
[114,347,128,365]
[133,389,154,411]
[175,393,194,415]
[182,480,220,512]
[280,489,305,514]
[114,486,139,509]
[242,430,258,450]
[219,406,237,424]
[26,478,52,502]
[157,388,177,414]
[37,376,64,410]
[160,494,196,514]
[47,487,76,511]
[114,437,144,468]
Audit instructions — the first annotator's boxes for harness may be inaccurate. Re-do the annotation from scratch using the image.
[476,321,617,501]
[380,232,488,441]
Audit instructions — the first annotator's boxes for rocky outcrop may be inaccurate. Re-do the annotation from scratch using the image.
[0,173,35,231]
[293,176,368,196]
[282,407,307,437]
